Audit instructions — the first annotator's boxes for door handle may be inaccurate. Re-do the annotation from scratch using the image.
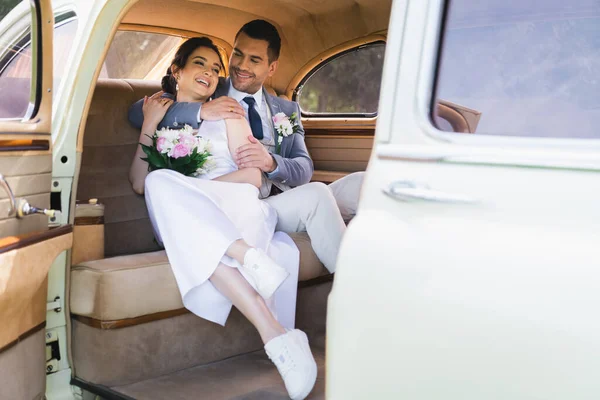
[383,181,480,204]
[1,173,59,218]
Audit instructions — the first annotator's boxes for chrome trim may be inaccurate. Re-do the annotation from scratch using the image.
[0,174,17,216]
[383,180,480,204]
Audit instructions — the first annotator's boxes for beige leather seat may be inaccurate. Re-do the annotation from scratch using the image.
[70,79,330,386]
[70,232,325,323]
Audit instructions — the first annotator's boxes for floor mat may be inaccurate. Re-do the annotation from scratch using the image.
[111,343,326,400]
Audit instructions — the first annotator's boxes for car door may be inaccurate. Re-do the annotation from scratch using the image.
[0,1,72,399]
[328,0,600,398]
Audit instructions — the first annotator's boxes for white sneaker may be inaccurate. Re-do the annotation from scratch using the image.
[265,329,317,400]
[241,248,289,299]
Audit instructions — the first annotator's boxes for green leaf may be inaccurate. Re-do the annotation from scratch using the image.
[147,152,167,168]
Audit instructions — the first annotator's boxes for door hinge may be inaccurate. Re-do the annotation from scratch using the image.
[46,296,62,313]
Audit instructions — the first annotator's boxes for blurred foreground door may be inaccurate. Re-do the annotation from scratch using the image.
[328,0,600,398]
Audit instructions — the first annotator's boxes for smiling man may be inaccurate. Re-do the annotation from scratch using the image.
[129,20,363,274]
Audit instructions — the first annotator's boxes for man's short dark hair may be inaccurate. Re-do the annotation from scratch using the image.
[235,19,281,63]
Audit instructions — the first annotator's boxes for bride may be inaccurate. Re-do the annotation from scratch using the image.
[128,37,317,400]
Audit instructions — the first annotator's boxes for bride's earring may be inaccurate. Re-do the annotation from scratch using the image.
[175,75,179,92]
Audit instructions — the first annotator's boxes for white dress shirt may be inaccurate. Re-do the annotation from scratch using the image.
[227,83,274,143]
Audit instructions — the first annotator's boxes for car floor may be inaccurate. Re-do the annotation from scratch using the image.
[110,334,326,400]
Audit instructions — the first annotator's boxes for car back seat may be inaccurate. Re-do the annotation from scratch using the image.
[70,78,330,387]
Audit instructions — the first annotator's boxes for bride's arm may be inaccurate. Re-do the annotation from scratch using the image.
[212,119,262,188]
[129,94,173,195]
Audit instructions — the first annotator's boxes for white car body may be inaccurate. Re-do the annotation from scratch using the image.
[328,0,600,399]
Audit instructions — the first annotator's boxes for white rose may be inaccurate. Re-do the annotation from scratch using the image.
[180,124,194,136]
[156,127,180,142]
[280,120,293,136]
[196,157,216,175]
[195,137,210,154]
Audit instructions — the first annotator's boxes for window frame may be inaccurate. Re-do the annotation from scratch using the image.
[0,0,52,132]
[289,36,386,119]
[417,0,600,150]
[0,12,77,83]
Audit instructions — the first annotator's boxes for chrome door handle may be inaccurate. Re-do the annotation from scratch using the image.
[383,181,480,204]
[1,173,59,218]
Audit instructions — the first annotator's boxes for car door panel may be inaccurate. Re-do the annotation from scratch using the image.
[305,129,374,183]
[306,133,373,173]
[0,226,73,348]
[0,329,47,400]
[331,155,600,398]
[0,1,67,398]
[328,0,600,397]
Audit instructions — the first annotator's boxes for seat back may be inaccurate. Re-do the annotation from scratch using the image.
[77,79,163,257]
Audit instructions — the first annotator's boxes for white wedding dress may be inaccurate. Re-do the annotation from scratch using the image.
[144,120,299,328]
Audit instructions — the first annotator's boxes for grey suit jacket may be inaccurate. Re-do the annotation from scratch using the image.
[128,78,314,187]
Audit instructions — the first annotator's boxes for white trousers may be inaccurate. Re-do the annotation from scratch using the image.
[264,171,365,272]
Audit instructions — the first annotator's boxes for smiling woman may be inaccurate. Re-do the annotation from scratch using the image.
[163,38,224,102]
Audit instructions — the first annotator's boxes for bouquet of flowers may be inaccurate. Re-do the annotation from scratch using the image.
[140,124,214,176]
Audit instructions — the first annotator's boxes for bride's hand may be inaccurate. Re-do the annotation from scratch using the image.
[142,91,173,127]
[200,96,245,120]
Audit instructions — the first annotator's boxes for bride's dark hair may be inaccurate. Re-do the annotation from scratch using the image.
[161,37,225,96]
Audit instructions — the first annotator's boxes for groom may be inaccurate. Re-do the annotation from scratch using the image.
[129,20,363,271]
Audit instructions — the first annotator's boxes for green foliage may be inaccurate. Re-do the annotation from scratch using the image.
[0,0,22,24]
[299,44,386,115]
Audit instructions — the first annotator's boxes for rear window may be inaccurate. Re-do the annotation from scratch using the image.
[99,31,183,80]
[296,42,385,117]
[100,31,229,80]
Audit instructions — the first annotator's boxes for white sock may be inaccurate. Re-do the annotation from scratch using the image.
[243,248,260,266]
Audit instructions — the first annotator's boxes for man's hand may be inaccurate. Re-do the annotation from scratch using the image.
[235,136,277,173]
[142,91,173,127]
[200,97,245,120]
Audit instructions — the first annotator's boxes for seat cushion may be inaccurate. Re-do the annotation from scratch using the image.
[70,232,328,321]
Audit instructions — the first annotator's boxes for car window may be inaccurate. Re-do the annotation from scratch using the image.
[99,31,183,80]
[99,31,230,80]
[0,0,20,21]
[0,12,78,119]
[0,0,32,119]
[433,0,600,139]
[296,42,385,117]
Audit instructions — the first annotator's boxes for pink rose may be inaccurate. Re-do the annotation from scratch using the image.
[272,112,287,124]
[156,137,168,153]
[178,132,196,148]
[170,143,190,159]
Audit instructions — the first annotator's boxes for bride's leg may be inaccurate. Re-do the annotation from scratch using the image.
[224,239,289,300]
[210,263,317,399]
[209,263,285,343]
[225,239,251,263]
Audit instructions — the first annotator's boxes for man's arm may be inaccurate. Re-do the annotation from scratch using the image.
[268,132,314,187]
[235,101,314,186]
[128,95,202,129]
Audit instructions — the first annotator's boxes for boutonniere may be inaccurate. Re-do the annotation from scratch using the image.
[273,112,300,154]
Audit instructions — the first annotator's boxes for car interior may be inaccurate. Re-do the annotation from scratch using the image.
[65,0,390,398]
